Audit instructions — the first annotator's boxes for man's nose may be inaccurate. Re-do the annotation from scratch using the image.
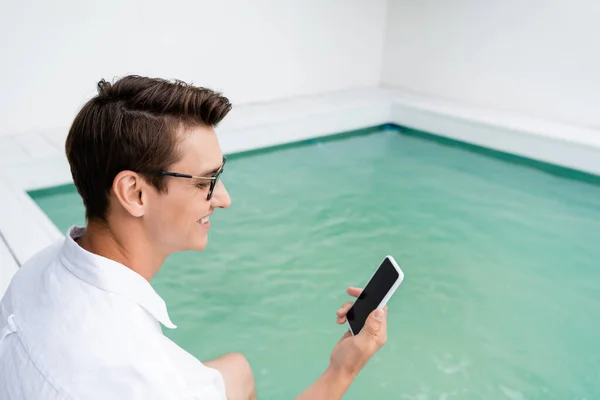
[211,180,231,208]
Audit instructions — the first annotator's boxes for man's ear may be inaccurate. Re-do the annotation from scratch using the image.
[112,171,146,218]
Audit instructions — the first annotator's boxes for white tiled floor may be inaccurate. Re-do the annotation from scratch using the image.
[1,86,599,297]
[383,86,600,150]
[0,136,29,164]
[0,180,62,264]
[12,132,61,158]
[0,237,19,296]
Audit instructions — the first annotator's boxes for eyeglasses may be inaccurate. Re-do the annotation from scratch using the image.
[145,156,227,200]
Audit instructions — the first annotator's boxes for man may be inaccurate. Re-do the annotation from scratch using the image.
[0,76,388,399]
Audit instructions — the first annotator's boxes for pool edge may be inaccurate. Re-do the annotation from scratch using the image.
[391,124,600,186]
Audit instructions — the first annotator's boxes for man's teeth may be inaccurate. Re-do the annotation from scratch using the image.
[200,216,210,224]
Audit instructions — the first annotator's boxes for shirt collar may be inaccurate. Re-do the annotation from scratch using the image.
[58,225,177,329]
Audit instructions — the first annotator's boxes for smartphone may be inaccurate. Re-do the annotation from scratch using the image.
[346,255,404,335]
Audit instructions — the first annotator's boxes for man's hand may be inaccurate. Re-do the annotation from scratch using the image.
[330,287,388,378]
[295,287,388,400]
[335,287,364,325]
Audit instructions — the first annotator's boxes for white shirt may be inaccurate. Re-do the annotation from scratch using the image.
[0,226,227,400]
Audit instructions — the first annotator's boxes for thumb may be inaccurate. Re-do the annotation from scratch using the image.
[360,308,385,337]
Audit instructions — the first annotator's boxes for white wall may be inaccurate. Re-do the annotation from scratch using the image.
[382,0,600,131]
[0,0,387,137]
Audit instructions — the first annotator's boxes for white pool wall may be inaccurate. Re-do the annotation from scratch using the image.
[382,0,600,132]
[0,0,388,138]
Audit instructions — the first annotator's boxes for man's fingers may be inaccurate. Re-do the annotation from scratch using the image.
[336,287,363,324]
[336,302,354,317]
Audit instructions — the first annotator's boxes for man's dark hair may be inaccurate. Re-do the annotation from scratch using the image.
[65,75,232,222]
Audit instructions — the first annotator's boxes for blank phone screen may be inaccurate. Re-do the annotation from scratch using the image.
[347,257,399,335]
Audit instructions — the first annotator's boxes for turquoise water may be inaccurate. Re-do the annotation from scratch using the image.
[31,128,600,399]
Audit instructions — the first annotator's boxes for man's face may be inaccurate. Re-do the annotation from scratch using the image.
[143,125,231,253]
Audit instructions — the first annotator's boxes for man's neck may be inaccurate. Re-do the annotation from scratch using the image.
[76,219,165,282]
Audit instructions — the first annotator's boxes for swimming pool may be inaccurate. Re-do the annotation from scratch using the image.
[29,126,600,399]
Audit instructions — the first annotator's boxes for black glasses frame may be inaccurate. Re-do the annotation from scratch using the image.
[145,156,227,200]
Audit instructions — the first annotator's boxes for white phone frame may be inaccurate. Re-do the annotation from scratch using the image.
[346,255,404,336]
